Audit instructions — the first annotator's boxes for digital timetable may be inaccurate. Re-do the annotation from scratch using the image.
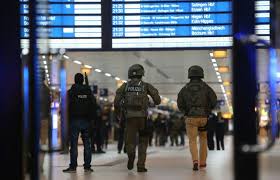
[20,0,102,49]
[19,0,271,49]
[112,0,270,49]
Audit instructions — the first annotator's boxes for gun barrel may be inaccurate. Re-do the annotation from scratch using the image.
[85,72,89,86]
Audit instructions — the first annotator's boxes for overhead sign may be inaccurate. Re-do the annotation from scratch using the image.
[112,0,270,49]
[19,0,270,50]
[20,0,102,49]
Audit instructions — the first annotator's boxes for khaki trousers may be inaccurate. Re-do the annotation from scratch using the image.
[186,117,208,165]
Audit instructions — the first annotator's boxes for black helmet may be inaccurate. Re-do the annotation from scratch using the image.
[128,64,145,79]
[188,65,204,79]
[74,73,84,84]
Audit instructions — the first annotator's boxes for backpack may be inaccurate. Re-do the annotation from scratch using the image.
[69,85,93,118]
[124,80,148,110]
[184,82,209,116]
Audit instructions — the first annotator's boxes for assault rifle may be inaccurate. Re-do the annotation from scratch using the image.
[85,72,89,87]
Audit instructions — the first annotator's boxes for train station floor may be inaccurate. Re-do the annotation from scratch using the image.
[41,136,280,180]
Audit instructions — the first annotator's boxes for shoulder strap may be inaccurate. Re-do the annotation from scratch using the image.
[124,81,129,92]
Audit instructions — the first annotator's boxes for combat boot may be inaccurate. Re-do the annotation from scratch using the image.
[193,161,199,171]
[137,167,148,172]
[127,155,135,170]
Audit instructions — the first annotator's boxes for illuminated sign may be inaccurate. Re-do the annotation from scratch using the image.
[112,0,270,49]
[20,0,102,49]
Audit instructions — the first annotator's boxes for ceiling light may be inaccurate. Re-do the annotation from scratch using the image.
[43,61,47,65]
[213,50,227,59]
[216,71,220,76]
[95,69,102,73]
[218,66,230,73]
[210,52,214,57]
[122,80,127,83]
[221,85,226,93]
[46,74,49,78]
[73,60,82,65]
[213,63,218,67]
[277,72,280,78]
[217,75,222,79]
[63,55,70,59]
[45,69,48,73]
[105,73,111,77]
[211,58,216,63]
[223,81,231,86]
[44,65,48,69]
[42,55,46,59]
[215,67,219,71]
[115,77,120,81]
[84,65,92,69]
[226,91,231,96]
[218,79,222,83]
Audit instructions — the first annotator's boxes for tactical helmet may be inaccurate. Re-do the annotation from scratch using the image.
[128,64,145,79]
[188,65,204,79]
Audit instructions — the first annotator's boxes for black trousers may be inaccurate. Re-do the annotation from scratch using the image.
[117,127,126,153]
[91,127,103,152]
[207,130,215,150]
[215,132,224,150]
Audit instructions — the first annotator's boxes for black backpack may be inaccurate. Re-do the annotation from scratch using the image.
[184,82,208,116]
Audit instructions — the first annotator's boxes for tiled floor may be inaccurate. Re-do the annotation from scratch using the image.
[39,136,280,180]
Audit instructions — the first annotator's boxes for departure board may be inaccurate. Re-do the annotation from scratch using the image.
[20,0,102,49]
[112,0,270,49]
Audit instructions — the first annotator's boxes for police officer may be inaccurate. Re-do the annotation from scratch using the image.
[177,65,217,171]
[63,73,96,173]
[114,64,161,172]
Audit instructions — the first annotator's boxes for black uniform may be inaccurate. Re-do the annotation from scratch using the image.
[207,113,218,150]
[215,115,225,150]
[63,73,96,173]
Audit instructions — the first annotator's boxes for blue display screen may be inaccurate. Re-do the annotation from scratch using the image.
[113,25,232,37]
[112,0,270,48]
[19,0,270,49]
[112,2,231,14]
[113,13,232,26]
[20,3,101,15]
[20,1,102,40]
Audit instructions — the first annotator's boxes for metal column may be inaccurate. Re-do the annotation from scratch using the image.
[0,1,23,179]
[233,0,258,180]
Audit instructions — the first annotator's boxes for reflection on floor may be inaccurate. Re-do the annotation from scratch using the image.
[41,136,280,180]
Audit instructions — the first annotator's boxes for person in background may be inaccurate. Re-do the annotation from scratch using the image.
[39,69,51,172]
[146,112,155,146]
[154,113,162,146]
[207,112,218,150]
[158,114,168,146]
[215,112,225,150]
[177,65,217,171]
[179,116,186,146]
[169,114,182,146]
[91,104,106,154]
[116,105,127,154]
